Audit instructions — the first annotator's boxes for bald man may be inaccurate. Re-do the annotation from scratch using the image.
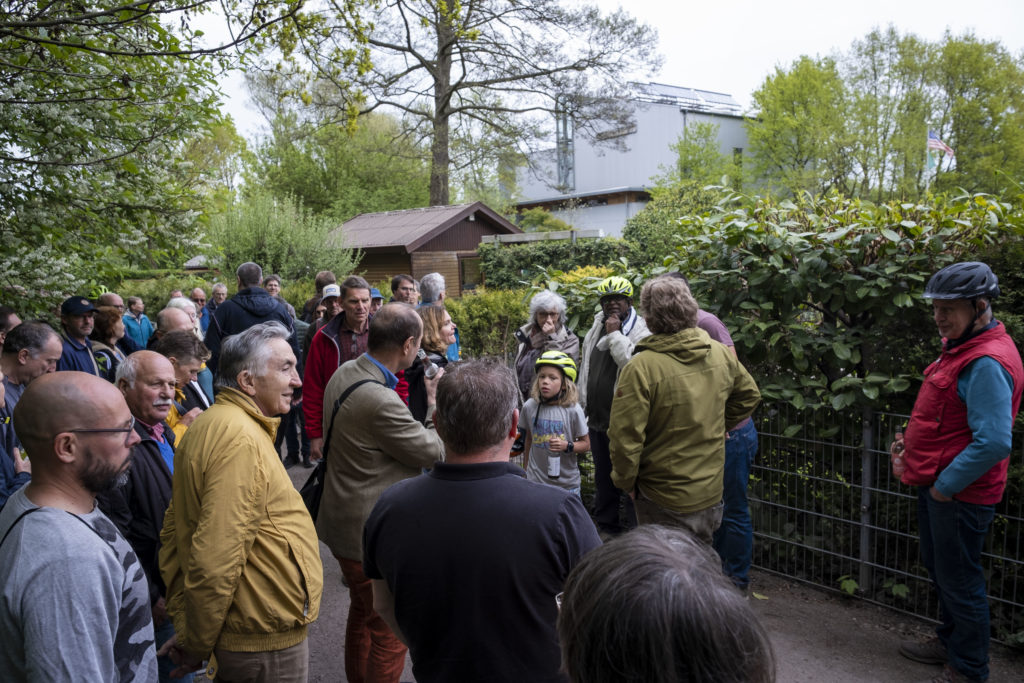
[148,307,193,350]
[0,372,157,680]
[151,307,215,409]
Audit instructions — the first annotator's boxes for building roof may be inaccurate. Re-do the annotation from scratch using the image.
[332,202,521,252]
[634,82,742,115]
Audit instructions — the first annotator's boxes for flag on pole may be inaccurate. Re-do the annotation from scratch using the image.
[927,130,954,156]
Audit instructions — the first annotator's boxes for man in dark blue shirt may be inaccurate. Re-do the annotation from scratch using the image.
[364,360,601,683]
[56,296,99,375]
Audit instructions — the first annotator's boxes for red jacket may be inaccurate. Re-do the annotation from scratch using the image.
[302,313,369,439]
[902,322,1024,504]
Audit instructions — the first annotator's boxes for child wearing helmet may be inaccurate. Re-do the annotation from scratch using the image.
[521,351,590,494]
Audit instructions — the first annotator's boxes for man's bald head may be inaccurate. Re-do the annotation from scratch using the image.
[14,372,129,467]
[156,307,193,335]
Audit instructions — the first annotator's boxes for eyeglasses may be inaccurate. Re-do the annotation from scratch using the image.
[192,298,206,304]
[67,416,136,444]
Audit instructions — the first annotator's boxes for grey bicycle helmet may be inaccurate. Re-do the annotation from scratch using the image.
[924,262,1000,300]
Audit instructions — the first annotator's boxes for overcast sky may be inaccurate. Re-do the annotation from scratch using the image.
[601,0,1024,109]
[220,0,1024,140]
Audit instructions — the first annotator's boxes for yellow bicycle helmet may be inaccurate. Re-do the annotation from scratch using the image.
[597,276,634,299]
[535,350,578,383]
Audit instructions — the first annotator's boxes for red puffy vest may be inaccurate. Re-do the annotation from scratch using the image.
[902,322,1024,504]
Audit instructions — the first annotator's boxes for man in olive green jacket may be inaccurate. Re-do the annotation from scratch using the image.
[609,277,760,544]
[159,322,322,682]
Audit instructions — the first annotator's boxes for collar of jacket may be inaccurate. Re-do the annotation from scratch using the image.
[215,386,281,440]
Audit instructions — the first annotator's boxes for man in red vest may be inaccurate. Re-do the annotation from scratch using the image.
[893,262,1023,683]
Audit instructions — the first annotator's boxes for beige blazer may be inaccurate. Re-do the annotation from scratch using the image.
[316,354,444,561]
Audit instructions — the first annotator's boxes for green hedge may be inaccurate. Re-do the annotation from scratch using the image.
[478,238,631,290]
[445,288,530,362]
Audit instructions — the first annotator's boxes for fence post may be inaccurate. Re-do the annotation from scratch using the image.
[858,407,875,592]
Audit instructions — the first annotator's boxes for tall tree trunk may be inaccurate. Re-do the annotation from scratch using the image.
[429,15,454,206]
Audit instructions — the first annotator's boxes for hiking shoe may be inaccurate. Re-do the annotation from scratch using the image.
[900,636,948,665]
[283,455,299,470]
[921,664,979,683]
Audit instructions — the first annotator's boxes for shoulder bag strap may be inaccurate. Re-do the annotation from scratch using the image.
[322,378,384,463]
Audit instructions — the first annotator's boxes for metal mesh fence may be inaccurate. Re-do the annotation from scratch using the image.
[751,403,1024,645]
[519,399,1024,645]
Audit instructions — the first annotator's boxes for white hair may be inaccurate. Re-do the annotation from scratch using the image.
[419,272,446,303]
[528,290,568,328]
[216,321,291,390]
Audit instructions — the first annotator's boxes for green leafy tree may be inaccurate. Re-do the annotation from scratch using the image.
[275,0,661,206]
[181,117,251,214]
[0,1,310,314]
[931,33,1024,195]
[747,56,850,196]
[747,29,1024,201]
[622,181,725,267]
[656,121,739,188]
[518,208,572,233]
[844,27,935,200]
[246,110,431,220]
[205,191,360,281]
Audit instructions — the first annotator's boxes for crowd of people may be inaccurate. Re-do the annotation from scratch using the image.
[0,259,1018,683]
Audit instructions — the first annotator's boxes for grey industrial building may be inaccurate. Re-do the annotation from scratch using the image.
[516,82,748,237]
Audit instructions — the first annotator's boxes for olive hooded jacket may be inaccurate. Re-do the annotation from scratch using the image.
[608,328,761,513]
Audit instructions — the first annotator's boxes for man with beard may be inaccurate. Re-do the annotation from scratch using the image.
[0,372,157,680]
[98,351,193,683]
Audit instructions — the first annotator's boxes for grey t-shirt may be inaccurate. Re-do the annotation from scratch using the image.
[521,399,588,490]
[0,488,157,682]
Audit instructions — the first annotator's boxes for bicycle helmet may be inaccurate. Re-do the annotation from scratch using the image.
[597,276,634,299]
[535,350,578,383]
[924,262,1000,300]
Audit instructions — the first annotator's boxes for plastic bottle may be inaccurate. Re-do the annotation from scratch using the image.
[417,348,439,379]
[547,436,563,479]
[892,427,905,477]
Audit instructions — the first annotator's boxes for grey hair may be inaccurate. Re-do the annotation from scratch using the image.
[558,525,776,683]
[419,272,446,303]
[212,283,228,294]
[115,352,140,388]
[640,277,699,335]
[167,296,198,317]
[216,321,292,390]
[434,360,521,455]
[236,262,263,288]
[528,290,568,328]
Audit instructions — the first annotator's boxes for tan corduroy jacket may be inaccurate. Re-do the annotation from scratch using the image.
[316,354,445,562]
[160,388,323,657]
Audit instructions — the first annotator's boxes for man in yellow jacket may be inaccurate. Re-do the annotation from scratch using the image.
[159,321,323,682]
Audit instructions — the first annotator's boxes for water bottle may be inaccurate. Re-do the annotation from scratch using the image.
[547,435,563,479]
[417,349,439,379]
[892,427,905,477]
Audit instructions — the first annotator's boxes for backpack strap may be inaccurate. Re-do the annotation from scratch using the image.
[322,378,384,462]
